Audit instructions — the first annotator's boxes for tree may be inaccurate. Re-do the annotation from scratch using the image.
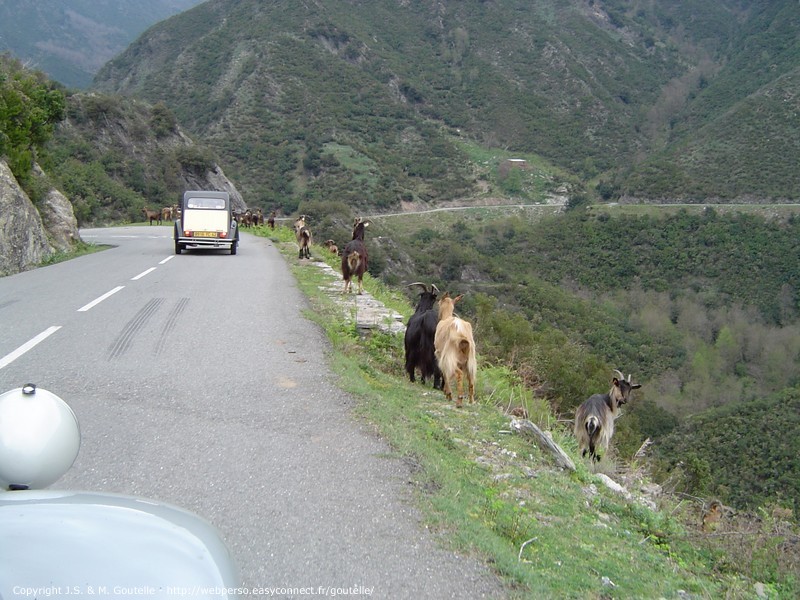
[0,56,65,182]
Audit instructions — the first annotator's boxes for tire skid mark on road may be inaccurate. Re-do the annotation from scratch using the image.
[108,298,164,359]
[155,298,189,356]
[0,299,18,311]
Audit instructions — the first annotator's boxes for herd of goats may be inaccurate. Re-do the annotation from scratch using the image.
[142,204,642,462]
[291,213,643,464]
[141,205,275,227]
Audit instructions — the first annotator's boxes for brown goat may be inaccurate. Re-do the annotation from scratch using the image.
[434,292,477,407]
[267,210,276,229]
[323,239,339,255]
[702,500,724,532]
[142,207,161,225]
[574,370,641,462]
[342,217,369,294]
[293,215,312,259]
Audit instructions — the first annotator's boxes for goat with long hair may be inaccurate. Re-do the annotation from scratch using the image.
[342,217,369,294]
[293,215,312,259]
[434,292,477,407]
[404,282,443,389]
[574,370,641,462]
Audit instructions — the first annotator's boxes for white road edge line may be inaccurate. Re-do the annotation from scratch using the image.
[159,256,174,265]
[131,267,157,280]
[0,326,62,370]
[77,285,125,312]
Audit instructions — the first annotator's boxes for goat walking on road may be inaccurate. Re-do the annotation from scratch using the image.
[434,292,477,408]
[142,207,162,225]
[342,217,369,294]
[404,282,443,390]
[574,370,641,462]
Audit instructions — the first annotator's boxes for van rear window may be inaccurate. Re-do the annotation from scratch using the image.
[186,197,226,209]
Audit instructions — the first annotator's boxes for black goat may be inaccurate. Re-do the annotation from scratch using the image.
[404,282,443,390]
[342,217,369,294]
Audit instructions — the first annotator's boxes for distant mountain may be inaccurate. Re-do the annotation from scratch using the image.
[86,0,799,209]
[0,0,204,88]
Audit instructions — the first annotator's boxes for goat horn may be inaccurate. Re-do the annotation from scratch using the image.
[407,282,428,292]
[430,283,440,296]
[613,369,625,381]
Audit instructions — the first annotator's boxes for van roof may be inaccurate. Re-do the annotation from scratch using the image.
[183,191,230,200]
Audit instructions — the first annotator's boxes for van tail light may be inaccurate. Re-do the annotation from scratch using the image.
[220,232,227,239]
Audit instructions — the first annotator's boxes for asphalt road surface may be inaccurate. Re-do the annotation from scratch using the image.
[0,226,506,598]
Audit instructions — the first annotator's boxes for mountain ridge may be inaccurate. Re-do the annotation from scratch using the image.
[0,0,204,88]
[88,0,799,210]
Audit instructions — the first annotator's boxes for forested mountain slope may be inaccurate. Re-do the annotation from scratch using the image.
[92,0,800,210]
[347,202,800,526]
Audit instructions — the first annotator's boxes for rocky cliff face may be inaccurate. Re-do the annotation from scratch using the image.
[0,160,80,276]
[179,163,246,213]
[33,165,82,253]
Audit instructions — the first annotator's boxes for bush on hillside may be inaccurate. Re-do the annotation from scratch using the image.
[653,387,800,514]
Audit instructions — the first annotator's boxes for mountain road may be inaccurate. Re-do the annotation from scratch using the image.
[0,226,506,598]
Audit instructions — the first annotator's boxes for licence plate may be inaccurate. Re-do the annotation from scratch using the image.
[194,231,219,238]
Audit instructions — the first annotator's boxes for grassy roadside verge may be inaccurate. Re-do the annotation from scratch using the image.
[255,225,784,599]
[38,240,108,267]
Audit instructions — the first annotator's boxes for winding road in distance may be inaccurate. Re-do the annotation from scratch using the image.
[0,225,506,597]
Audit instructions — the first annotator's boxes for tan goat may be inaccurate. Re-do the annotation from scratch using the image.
[434,292,477,408]
[574,370,641,462]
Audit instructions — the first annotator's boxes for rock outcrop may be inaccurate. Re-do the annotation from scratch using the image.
[1,160,51,276]
[33,165,81,253]
[181,163,246,213]
[0,160,82,276]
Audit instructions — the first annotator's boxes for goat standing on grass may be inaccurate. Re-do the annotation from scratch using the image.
[342,217,369,294]
[293,215,312,259]
[434,292,477,407]
[404,282,443,390]
[323,240,340,255]
[574,370,641,462]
